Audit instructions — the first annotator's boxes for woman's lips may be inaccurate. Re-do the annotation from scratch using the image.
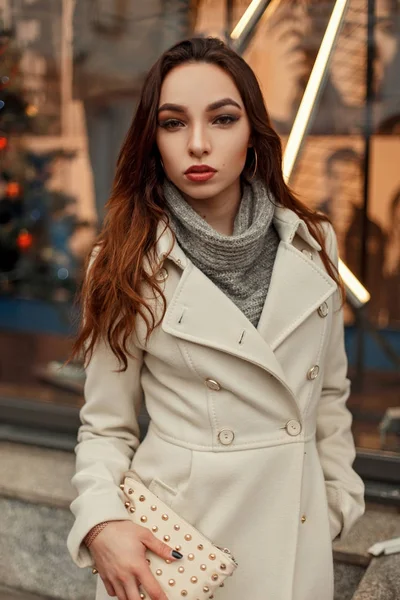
[185,171,216,182]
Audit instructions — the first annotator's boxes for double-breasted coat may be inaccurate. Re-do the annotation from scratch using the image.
[67,205,365,600]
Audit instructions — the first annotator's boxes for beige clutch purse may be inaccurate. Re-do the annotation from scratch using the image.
[121,471,238,600]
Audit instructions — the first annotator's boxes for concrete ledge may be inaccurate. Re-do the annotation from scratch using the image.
[0,585,56,600]
[0,497,95,600]
[0,442,76,509]
[352,554,400,600]
[333,508,400,567]
[333,563,365,600]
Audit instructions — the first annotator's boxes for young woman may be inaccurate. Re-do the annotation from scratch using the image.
[67,37,365,600]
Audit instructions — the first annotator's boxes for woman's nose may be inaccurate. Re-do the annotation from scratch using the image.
[187,124,211,157]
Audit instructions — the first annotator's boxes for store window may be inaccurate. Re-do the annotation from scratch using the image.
[242,0,400,461]
[0,1,399,476]
[0,0,197,441]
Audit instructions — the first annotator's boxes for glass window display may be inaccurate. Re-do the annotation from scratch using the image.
[0,0,399,467]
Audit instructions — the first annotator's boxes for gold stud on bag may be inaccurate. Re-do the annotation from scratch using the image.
[119,471,238,599]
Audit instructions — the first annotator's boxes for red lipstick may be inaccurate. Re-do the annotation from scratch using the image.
[184,165,217,183]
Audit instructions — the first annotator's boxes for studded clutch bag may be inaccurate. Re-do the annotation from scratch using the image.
[121,471,238,600]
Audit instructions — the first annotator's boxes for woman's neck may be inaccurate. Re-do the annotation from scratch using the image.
[182,178,242,236]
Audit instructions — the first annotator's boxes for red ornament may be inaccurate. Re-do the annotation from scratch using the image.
[17,230,33,250]
[0,137,7,150]
[6,182,20,197]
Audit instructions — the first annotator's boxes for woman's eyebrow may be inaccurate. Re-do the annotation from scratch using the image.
[157,97,242,114]
[207,98,242,111]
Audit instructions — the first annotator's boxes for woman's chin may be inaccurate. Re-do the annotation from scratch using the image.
[179,176,242,200]
[179,178,221,198]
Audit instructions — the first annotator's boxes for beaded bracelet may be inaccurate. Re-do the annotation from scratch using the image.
[84,521,111,548]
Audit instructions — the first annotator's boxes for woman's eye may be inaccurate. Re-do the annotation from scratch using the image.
[159,119,184,130]
[214,115,238,126]
[159,115,239,129]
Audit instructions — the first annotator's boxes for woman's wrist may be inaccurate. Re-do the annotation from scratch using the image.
[84,521,111,548]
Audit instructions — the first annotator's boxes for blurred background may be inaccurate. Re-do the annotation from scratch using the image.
[0,1,399,599]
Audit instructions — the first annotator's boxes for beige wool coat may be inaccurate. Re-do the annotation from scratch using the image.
[67,205,365,600]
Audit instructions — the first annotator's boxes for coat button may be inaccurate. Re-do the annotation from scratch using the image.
[307,365,320,380]
[301,249,313,260]
[218,429,234,445]
[318,302,329,318]
[205,379,221,391]
[285,420,302,436]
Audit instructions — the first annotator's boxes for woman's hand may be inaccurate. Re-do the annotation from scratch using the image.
[89,520,182,600]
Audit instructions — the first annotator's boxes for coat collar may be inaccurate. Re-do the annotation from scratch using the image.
[273,205,322,251]
[151,205,335,409]
[155,219,188,269]
[155,205,322,270]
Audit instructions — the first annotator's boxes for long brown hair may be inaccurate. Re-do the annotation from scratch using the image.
[71,36,342,371]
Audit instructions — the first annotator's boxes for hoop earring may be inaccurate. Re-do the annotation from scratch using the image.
[249,147,258,179]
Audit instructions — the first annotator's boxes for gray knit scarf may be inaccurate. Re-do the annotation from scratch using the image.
[163,177,280,328]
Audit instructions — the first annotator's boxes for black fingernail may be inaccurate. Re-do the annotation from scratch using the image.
[171,550,183,559]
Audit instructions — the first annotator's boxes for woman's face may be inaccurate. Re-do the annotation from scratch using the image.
[156,62,252,201]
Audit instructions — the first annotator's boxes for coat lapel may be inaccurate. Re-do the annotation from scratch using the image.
[161,260,291,392]
[155,207,336,393]
[257,241,336,351]
[260,206,336,350]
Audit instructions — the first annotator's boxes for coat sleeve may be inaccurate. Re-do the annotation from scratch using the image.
[316,224,365,542]
[66,252,144,568]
